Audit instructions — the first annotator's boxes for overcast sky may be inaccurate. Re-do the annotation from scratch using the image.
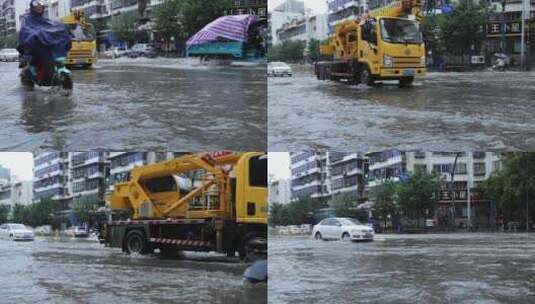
[269,0,328,14]
[0,153,33,181]
[268,152,291,180]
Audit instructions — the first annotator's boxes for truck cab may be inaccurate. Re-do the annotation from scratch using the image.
[360,16,426,84]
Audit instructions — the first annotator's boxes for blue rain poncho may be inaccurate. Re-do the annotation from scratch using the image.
[17,13,72,61]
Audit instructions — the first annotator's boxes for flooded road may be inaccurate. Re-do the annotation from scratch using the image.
[0,237,266,304]
[269,234,535,304]
[0,58,266,151]
[269,69,535,151]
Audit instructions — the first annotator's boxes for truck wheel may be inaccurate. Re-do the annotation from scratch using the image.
[399,76,414,87]
[124,230,150,254]
[360,66,374,86]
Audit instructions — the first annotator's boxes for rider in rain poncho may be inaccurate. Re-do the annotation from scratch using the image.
[17,0,72,75]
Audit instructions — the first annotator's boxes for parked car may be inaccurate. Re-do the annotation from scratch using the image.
[128,43,157,58]
[0,48,19,62]
[105,46,129,58]
[312,217,374,242]
[69,226,89,238]
[0,223,34,241]
[268,61,292,77]
[35,225,53,235]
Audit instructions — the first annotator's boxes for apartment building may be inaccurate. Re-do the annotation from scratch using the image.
[367,151,502,227]
[276,13,328,46]
[268,0,304,46]
[108,152,184,192]
[33,152,72,209]
[290,152,366,202]
[269,178,291,205]
[0,0,30,37]
[71,152,109,206]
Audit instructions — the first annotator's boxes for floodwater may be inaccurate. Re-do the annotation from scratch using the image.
[268,69,535,151]
[0,237,266,304]
[0,58,266,151]
[269,233,535,304]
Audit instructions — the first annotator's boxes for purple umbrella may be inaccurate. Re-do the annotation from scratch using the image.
[186,14,257,47]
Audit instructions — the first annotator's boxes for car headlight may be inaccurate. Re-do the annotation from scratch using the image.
[384,54,393,68]
[420,55,426,66]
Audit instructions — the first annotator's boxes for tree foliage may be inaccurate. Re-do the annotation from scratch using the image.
[268,40,306,63]
[8,199,63,227]
[153,0,184,44]
[180,0,232,38]
[482,153,535,222]
[0,34,17,48]
[269,197,326,226]
[110,10,142,46]
[396,170,442,226]
[430,2,492,61]
[331,193,357,218]
[374,181,398,227]
[0,204,10,224]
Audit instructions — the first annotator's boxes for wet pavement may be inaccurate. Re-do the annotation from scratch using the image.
[268,68,535,151]
[269,233,535,304]
[0,237,266,304]
[0,58,266,151]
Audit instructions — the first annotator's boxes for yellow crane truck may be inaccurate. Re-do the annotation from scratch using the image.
[316,0,426,87]
[61,10,97,68]
[99,152,267,261]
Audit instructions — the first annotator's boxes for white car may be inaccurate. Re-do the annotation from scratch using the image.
[268,62,292,77]
[105,46,129,58]
[70,226,89,238]
[312,217,374,242]
[0,48,19,62]
[0,223,34,241]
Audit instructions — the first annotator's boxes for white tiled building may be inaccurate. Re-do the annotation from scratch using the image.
[290,152,366,203]
[33,152,72,208]
[269,178,292,205]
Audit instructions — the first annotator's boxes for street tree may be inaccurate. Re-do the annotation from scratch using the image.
[72,199,102,225]
[396,170,442,227]
[0,34,17,48]
[110,10,141,46]
[153,0,184,50]
[269,197,326,226]
[269,40,306,63]
[482,153,535,225]
[436,2,492,64]
[374,181,398,229]
[10,204,27,224]
[181,0,232,38]
[22,199,63,227]
[0,204,10,224]
[331,192,357,218]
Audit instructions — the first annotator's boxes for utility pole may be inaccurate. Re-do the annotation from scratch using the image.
[501,0,507,54]
[450,153,461,228]
[521,0,529,70]
[467,152,472,231]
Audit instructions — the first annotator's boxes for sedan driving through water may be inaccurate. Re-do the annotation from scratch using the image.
[312,217,374,242]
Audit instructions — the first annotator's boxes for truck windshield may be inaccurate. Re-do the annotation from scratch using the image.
[68,23,95,41]
[380,18,422,44]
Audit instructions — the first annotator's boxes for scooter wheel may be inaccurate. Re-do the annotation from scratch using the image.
[62,75,73,91]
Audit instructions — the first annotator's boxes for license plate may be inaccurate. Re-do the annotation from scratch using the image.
[76,59,86,64]
[364,233,372,238]
[403,69,415,76]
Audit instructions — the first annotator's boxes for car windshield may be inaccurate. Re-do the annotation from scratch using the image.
[271,62,288,68]
[338,218,362,226]
[380,18,422,44]
[4,49,17,53]
[9,224,26,230]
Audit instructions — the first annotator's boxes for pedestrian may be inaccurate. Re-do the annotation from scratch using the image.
[496,214,504,232]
